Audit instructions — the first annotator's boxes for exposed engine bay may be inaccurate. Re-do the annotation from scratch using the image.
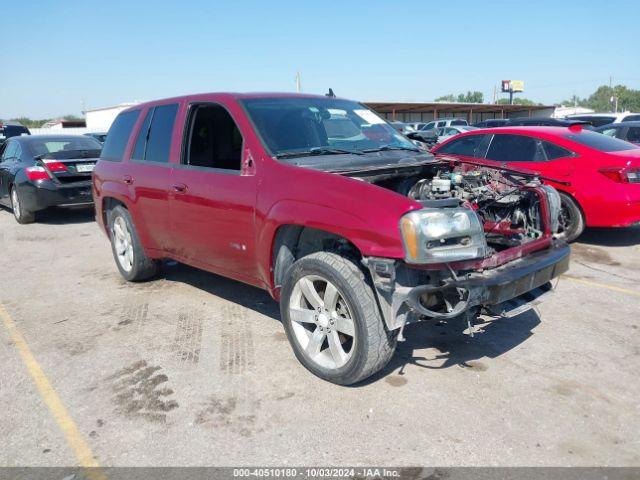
[348,160,547,252]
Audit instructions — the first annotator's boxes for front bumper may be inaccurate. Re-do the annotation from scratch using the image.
[365,240,570,330]
[18,180,94,212]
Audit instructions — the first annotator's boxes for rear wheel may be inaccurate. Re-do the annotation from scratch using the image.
[107,205,160,281]
[11,187,35,224]
[280,252,397,385]
[557,193,584,242]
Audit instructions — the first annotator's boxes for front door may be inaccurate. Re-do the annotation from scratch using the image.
[169,102,258,284]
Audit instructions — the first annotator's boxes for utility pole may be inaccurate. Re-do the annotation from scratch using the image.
[493,84,497,104]
[295,71,302,93]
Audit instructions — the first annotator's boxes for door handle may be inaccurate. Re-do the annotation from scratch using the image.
[123,175,134,185]
[172,183,187,193]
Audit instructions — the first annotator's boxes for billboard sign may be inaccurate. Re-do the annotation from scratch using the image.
[501,80,525,92]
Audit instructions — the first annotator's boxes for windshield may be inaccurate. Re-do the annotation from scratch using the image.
[241,97,417,158]
[564,131,638,152]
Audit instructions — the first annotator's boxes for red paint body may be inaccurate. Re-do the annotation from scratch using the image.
[93,94,556,299]
[433,126,640,228]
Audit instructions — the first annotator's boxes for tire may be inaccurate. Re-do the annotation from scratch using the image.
[280,251,397,385]
[107,205,160,281]
[557,193,585,243]
[11,186,35,224]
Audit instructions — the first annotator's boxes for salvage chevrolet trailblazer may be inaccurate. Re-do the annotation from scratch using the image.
[93,93,570,385]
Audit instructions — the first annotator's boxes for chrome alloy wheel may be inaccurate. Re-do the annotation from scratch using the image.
[289,275,356,369]
[112,216,134,272]
[11,188,21,220]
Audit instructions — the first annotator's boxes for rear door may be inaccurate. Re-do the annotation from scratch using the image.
[169,101,258,283]
[126,103,179,252]
[483,134,575,178]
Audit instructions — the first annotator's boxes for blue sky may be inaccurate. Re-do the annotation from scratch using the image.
[2,0,639,118]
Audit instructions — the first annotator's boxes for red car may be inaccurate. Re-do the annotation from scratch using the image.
[93,93,569,384]
[433,126,640,241]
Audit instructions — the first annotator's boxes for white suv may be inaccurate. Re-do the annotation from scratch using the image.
[566,112,640,127]
[419,118,468,130]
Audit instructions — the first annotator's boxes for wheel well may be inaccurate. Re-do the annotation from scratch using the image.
[101,197,127,233]
[272,225,362,288]
[558,190,586,221]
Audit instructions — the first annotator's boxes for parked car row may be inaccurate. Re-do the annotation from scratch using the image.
[0,121,30,144]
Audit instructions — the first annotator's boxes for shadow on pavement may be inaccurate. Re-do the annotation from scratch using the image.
[162,262,281,321]
[362,310,541,385]
[35,207,96,225]
[155,262,541,386]
[577,226,640,247]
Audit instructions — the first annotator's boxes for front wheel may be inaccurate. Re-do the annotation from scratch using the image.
[557,193,585,243]
[11,186,35,224]
[107,205,160,281]
[280,252,397,385]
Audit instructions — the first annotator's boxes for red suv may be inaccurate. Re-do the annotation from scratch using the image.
[93,93,569,385]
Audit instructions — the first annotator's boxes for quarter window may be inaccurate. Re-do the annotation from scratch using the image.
[183,104,243,171]
[542,141,572,160]
[101,110,140,161]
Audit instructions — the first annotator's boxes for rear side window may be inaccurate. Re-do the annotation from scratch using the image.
[622,115,640,122]
[450,119,467,126]
[565,131,638,152]
[145,104,178,163]
[437,134,486,157]
[1,142,18,161]
[101,110,140,161]
[486,134,545,162]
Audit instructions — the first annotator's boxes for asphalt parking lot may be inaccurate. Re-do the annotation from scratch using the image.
[1,207,639,467]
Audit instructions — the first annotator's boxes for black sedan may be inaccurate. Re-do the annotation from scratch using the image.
[595,121,640,145]
[0,135,100,223]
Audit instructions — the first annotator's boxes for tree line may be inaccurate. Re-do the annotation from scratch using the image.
[434,84,640,111]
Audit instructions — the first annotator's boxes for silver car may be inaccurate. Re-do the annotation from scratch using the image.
[436,125,478,143]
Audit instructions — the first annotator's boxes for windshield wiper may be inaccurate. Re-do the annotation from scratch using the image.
[362,144,420,153]
[276,147,363,158]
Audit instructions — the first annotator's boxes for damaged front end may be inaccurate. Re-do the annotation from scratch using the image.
[356,158,570,334]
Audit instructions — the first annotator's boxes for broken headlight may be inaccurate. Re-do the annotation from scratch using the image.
[540,185,561,234]
[400,208,488,264]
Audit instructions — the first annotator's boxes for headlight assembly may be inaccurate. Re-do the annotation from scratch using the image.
[400,208,488,264]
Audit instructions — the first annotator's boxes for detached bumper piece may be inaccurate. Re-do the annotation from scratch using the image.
[365,240,570,330]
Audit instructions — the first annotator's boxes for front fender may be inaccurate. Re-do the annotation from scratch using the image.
[256,199,407,289]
